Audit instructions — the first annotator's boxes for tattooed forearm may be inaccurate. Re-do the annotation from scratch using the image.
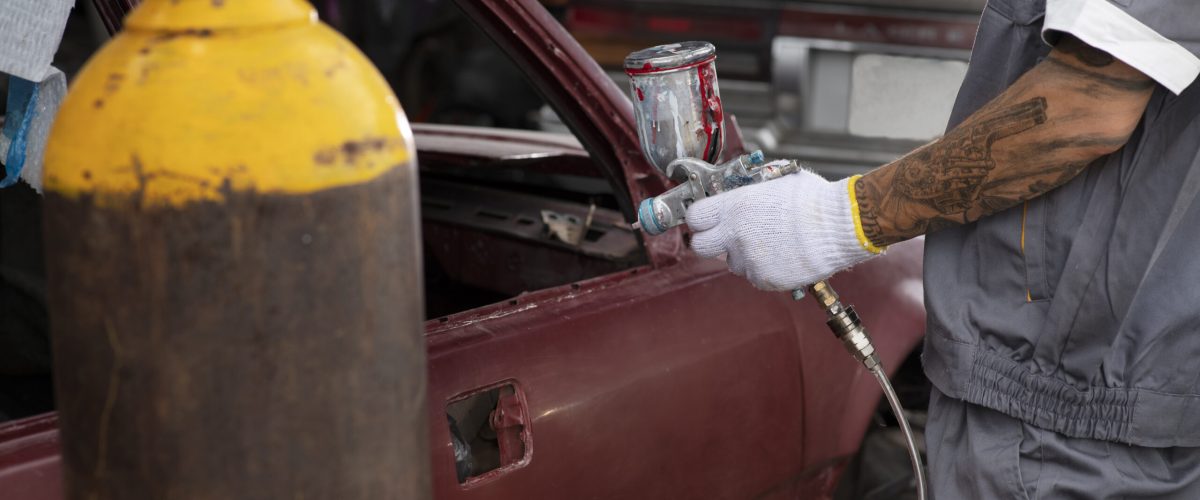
[855,97,1049,244]
[978,160,1091,192]
[892,97,1046,213]
[853,36,1154,247]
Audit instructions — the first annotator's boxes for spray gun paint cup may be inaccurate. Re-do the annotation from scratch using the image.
[624,41,724,178]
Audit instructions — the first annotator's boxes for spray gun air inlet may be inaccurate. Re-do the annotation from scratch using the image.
[637,198,668,235]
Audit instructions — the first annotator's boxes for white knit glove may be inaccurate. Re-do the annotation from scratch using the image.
[686,170,883,291]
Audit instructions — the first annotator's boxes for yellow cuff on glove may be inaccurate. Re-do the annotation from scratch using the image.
[847,175,887,255]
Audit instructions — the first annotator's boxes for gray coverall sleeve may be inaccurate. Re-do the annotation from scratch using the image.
[1042,0,1200,94]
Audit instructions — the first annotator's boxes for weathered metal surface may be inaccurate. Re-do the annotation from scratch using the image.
[44,168,428,499]
[40,0,430,498]
[46,1,410,207]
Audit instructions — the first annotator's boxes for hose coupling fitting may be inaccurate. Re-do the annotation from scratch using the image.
[809,281,880,370]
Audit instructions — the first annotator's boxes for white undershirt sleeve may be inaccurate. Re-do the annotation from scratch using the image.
[1044,0,1200,94]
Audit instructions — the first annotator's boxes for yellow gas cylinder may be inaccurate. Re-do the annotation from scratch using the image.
[42,1,430,498]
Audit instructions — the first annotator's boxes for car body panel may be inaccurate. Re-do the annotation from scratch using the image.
[0,414,60,500]
[422,236,923,498]
[426,257,810,498]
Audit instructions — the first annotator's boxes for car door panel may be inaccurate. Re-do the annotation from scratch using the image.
[427,257,810,499]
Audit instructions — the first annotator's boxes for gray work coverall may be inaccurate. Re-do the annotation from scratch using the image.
[921,0,1200,498]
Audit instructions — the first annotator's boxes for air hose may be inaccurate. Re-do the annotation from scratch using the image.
[800,281,927,500]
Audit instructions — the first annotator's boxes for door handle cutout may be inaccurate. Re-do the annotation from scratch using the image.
[447,381,531,485]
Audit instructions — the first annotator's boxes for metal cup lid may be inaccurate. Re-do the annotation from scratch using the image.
[623,41,716,75]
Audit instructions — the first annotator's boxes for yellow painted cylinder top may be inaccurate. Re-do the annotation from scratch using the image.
[44,0,414,207]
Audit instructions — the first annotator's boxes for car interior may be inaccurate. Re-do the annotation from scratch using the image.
[418,154,646,319]
[394,3,647,320]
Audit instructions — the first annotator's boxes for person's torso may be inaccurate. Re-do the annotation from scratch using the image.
[923,0,1200,446]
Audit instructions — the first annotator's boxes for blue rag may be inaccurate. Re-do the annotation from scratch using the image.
[1,76,37,188]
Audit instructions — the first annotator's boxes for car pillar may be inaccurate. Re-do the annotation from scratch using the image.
[41,0,430,498]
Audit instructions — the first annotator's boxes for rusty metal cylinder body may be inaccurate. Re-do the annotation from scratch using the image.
[42,1,430,498]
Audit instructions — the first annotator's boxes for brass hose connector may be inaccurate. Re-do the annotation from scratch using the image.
[805,280,880,370]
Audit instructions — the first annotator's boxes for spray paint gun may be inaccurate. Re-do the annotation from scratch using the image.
[624,42,926,499]
[624,42,880,368]
[631,152,803,235]
[624,42,771,234]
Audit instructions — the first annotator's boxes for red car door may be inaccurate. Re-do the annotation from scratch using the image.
[426,255,809,498]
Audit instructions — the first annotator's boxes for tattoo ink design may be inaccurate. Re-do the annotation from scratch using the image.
[852,34,1154,248]
[855,97,1048,245]
[855,179,884,242]
[894,97,1048,213]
